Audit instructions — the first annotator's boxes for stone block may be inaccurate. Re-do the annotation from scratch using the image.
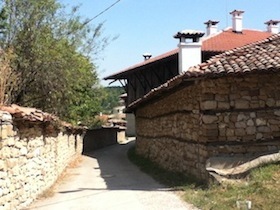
[218,102,230,109]
[202,115,218,124]
[268,119,279,125]
[235,122,246,128]
[6,158,17,168]
[249,89,260,96]
[235,128,246,136]
[242,96,251,101]
[11,148,20,158]
[256,133,263,140]
[202,124,218,130]
[215,94,228,102]
[237,113,248,121]
[218,123,227,129]
[242,135,255,141]
[201,101,217,110]
[224,115,230,123]
[202,93,215,100]
[256,118,266,126]
[257,126,271,133]
[205,129,219,137]
[1,146,11,158]
[230,114,238,122]
[226,128,235,137]
[20,147,28,156]
[271,125,279,132]
[266,98,275,107]
[235,99,249,109]
[0,127,8,140]
[246,127,256,135]
[229,94,237,101]
[259,100,266,107]
[247,119,254,126]
[6,138,15,146]
[250,112,256,118]
[219,129,226,137]
[0,171,7,179]
[0,160,6,170]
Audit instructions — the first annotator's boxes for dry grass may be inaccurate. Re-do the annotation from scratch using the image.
[127,146,280,210]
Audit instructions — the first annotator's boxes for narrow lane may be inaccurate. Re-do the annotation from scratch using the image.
[28,140,198,210]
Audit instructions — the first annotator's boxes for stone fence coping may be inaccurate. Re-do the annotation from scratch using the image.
[0,104,86,135]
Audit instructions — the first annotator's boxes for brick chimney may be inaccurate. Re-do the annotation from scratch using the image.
[265,20,280,34]
[230,10,244,33]
[204,20,219,36]
[174,30,205,73]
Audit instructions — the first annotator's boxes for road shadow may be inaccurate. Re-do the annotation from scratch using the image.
[64,140,175,193]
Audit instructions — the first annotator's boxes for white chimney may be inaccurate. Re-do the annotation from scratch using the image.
[174,30,205,73]
[204,20,219,36]
[265,20,280,34]
[230,10,244,33]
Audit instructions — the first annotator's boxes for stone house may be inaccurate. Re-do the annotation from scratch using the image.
[128,34,280,181]
[104,10,278,109]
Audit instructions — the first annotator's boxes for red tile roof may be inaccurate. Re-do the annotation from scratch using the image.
[202,28,272,52]
[104,28,272,80]
[127,33,280,111]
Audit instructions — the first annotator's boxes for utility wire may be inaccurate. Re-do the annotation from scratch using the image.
[83,0,121,26]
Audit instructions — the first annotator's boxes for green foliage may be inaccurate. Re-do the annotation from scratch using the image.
[100,86,125,114]
[0,0,111,126]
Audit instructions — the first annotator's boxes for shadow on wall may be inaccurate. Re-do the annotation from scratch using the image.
[82,127,125,153]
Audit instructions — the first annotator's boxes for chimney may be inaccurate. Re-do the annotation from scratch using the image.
[230,10,244,33]
[174,30,205,73]
[265,20,280,34]
[204,20,219,36]
[143,53,152,61]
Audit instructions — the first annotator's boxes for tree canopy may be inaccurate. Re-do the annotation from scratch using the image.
[0,0,111,126]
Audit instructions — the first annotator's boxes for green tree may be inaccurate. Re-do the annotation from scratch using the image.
[0,0,109,126]
[100,86,125,114]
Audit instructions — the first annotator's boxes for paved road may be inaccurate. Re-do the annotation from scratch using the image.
[28,140,198,210]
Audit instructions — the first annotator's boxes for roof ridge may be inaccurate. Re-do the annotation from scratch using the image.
[193,33,280,72]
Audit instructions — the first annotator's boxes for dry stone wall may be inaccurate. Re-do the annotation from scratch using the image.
[0,111,83,210]
[135,72,280,181]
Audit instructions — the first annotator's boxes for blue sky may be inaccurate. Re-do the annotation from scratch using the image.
[60,0,280,86]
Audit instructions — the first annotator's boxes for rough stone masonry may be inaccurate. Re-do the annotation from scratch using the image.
[0,110,84,210]
[135,73,280,181]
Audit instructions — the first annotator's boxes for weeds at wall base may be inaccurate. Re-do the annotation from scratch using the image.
[127,145,280,210]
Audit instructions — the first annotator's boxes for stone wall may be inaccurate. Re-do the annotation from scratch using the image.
[135,72,280,181]
[83,127,125,152]
[0,111,83,210]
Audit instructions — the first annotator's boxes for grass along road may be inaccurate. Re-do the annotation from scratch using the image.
[128,146,280,210]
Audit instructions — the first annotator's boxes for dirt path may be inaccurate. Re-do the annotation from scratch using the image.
[27,140,198,210]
